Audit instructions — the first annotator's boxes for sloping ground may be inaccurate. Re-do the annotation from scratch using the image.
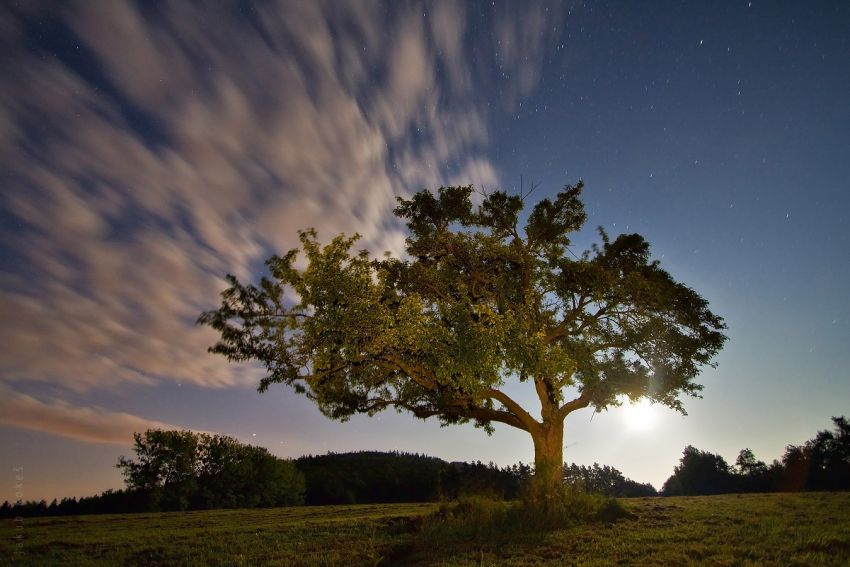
[0,503,434,566]
[405,493,850,566]
[2,493,849,566]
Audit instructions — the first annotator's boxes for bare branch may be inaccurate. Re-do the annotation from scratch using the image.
[382,354,438,390]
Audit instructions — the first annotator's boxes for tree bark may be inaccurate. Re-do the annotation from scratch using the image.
[531,419,564,495]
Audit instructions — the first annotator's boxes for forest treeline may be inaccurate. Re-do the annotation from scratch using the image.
[2,416,846,518]
[662,416,850,495]
[0,447,650,518]
[296,451,530,505]
[296,453,657,504]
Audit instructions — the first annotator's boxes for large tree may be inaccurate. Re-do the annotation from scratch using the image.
[199,183,726,492]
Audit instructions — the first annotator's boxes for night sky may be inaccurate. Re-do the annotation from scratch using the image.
[1,1,848,502]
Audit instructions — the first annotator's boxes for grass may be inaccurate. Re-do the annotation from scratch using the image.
[2,493,850,566]
[0,503,434,566]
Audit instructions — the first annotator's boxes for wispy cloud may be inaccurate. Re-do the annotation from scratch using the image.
[0,1,564,437]
[493,2,565,104]
[0,385,192,445]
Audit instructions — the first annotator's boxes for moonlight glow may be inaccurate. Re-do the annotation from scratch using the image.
[622,399,659,432]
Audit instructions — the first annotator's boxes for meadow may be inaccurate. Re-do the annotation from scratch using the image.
[2,493,849,566]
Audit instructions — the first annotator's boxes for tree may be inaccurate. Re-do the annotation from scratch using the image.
[195,434,305,508]
[563,463,657,497]
[117,429,304,510]
[662,446,733,495]
[778,416,850,492]
[117,429,200,510]
[734,448,767,477]
[199,183,726,494]
[733,448,770,492]
[805,416,850,491]
[296,451,446,504]
[236,445,305,507]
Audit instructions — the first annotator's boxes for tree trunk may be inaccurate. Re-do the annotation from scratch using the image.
[531,420,564,497]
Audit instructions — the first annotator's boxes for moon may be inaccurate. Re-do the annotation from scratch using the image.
[622,399,658,431]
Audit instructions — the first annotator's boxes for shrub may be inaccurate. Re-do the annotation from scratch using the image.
[515,482,632,529]
[424,485,632,545]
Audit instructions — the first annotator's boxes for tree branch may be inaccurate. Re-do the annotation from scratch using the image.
[533,377,557,420]
[483,387,540,432]
[545,301,607,344]
[558,392,591,419]
[382,354,438,390]
[464,405,528,430]
[362,397,528,431]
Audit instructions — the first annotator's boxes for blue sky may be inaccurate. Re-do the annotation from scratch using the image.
[1,1,848,500]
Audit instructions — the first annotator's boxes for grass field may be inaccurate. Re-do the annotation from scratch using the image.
[2,493,849,566]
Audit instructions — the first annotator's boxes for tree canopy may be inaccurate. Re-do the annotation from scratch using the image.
[117,429,305,510]
[199,183,726,490]
[661,446,734,496]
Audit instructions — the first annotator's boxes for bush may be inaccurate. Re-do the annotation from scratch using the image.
[516,483,632,529]
[451,494,510,524]
[425,486,632,544]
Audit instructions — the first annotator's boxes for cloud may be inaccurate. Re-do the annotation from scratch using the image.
[0,1,565,435]
[430,0,471,93]
[493,2,565,105]
[0,386,194,445]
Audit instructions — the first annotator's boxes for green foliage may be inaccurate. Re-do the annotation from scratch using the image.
[562,462,658,497]
[200,182,726,492]
[117,429,304,511]
[440,494,510,530]
[117,429,201,510]
[516,480,631,529]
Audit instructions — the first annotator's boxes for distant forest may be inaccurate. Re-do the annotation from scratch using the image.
[1,452,650,518]
[2,416,846,518]
[662,416,850,496]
